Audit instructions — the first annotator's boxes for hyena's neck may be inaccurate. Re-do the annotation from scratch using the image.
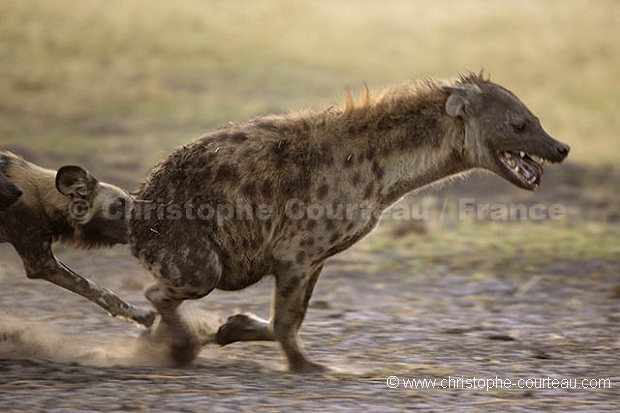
[377,129,471,205]
[326,86,470,207]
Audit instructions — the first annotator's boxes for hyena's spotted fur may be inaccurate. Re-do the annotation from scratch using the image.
[0,151,154,326]
[131,73,569,372]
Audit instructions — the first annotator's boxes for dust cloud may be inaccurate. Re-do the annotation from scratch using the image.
[0,309,223,368]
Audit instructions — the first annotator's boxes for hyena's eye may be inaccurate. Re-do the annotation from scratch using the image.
[511,120,527,134]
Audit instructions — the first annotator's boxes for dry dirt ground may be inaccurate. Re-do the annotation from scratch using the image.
[0,164,618,412]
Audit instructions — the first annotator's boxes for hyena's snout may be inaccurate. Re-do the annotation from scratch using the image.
[554,140,570,159]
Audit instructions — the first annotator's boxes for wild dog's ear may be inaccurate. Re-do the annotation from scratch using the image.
[56,165,98,198]
[443,84,482,118]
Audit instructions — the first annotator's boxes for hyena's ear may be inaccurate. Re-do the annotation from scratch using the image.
[56,165,98,198]
[443,84,482,118]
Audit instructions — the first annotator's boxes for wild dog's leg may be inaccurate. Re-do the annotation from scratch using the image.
[272,263,325,373]
[16,240,155,327]
[56,261,156,327]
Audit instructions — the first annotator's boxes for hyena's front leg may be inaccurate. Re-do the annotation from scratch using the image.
[272,263,325,373]
[216,264,325,373]
[216,264,326,372]
[18,242,155,327]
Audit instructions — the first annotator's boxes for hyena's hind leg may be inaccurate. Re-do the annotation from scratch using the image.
[143,284,202,367]
[140,242,223,366]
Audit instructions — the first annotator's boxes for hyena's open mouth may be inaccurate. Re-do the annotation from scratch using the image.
[498,150,549,190]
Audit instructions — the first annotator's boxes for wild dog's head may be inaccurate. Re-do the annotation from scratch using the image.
[443,74,569,190]
[56,165,131,246]
[0,173,22,211]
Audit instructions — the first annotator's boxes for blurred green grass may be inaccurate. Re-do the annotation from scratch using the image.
[357,219,620,277]
[0,0,618,273]
[1,0,618,169]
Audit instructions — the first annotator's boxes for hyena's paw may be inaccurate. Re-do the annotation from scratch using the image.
[215,313,273,346]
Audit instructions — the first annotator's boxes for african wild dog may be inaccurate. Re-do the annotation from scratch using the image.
[0,172,22,211]
[131,73,570,372]
[0,151,155,326]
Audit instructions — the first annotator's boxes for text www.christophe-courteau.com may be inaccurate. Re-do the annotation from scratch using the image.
[386,376,612,391]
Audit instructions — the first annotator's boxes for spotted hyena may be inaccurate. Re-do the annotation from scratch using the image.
[0,151,154,326]
[131,73,570,372]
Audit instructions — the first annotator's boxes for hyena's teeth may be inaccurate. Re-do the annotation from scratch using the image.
[519,151,526,158]
[507,158,516,168]
[529,155,545,166]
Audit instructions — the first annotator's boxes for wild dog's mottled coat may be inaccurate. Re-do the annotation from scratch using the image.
[0,151,154,326]
[0,172,22,211]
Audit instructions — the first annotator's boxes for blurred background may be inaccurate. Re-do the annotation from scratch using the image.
[0,2,619,409]
[0,0,618,277]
